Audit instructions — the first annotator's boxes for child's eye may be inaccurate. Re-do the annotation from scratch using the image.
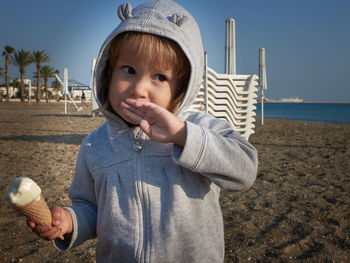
[154,74,167,82]
[122,66,136,75]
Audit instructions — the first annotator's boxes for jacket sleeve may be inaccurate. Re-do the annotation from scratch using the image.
[54,140,97,251]
[172,112,258,191]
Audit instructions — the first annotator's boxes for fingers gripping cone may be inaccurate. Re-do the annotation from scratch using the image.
[18,194,65,240]
[5,177,64,240]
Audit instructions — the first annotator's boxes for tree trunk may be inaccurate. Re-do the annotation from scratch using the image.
[36,64,41,102]
[45,78,49,103]
[55,88,59,101]
[20,70,25,102]
[5,56,9,102]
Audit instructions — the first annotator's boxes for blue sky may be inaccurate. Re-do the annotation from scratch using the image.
[1,0,349,102]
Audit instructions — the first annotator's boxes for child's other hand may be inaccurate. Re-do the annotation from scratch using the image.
[121,98,187,147]
[26,206,73,241]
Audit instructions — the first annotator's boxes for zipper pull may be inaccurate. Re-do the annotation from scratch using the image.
[133,142,143,152]
[133,127,143,152]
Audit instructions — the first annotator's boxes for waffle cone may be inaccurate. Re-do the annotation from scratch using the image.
[18,194,51,225]
[16,193,64,240]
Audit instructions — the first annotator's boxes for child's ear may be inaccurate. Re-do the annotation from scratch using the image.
[118,3,133,22]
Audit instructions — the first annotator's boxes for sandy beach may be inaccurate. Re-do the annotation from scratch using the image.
[0,102,349,262]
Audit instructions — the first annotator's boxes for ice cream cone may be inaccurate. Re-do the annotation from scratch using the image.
[5,177,64,240]
[16,194,64,240]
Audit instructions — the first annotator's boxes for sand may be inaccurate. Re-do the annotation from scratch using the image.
[0,102,349,262]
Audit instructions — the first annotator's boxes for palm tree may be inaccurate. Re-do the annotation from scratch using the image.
[40,65,58,103]
[9,78,21,98]
[2,45,15,102]
[51,79,61,101]
[11,49,33,102]
[32,50,50,102]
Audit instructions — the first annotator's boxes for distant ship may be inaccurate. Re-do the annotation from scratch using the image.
[279,96,303,103]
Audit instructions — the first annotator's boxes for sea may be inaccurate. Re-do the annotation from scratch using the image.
[255,103,350,124]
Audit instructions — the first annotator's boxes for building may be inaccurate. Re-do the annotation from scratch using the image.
[0,79,61,100]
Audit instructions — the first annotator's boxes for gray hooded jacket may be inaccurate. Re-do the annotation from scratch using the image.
[54,1,258,262]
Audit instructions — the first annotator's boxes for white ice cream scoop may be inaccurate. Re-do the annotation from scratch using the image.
[5,177,42,208]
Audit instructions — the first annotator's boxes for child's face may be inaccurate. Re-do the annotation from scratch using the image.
[108,51,178,124]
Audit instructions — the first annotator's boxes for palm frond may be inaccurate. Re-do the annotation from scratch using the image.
[40,65,57,78]
[32,50,50,64]
[11,49,34,71]
[3,45,15,56]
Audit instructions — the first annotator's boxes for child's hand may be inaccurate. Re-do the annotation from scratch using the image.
[121,98,187,147]
[26,206,73,241]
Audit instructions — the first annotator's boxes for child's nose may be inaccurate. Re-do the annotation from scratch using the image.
[130,78,148,99]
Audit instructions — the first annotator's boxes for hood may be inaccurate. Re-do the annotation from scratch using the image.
[93,0,204,117]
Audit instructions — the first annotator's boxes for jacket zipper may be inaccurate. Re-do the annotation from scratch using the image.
[135,138,148,263]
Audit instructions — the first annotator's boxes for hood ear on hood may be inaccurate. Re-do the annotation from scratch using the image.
[169,13,189,26]
[118,3,133,22]
[93,0,204,116]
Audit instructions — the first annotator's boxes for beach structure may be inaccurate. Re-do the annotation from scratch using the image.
[54,68,80,113]
[190,52,259,140]
[225,18,236,75]
[259,48,267,125]
[189,18,259,139]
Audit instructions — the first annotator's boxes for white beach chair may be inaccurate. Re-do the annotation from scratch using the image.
[189,61,259,140]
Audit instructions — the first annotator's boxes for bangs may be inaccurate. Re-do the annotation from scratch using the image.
[125,34,174,71]
[109,32,189,81]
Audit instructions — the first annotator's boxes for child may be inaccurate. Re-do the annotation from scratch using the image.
[28,0,258,262]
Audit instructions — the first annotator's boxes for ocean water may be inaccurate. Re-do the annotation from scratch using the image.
[255,103,350,124]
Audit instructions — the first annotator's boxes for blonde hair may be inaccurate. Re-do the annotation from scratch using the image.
[98,31,191,113]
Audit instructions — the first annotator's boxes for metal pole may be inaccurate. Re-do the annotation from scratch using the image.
[261,88,264,125]
[64,68,68,114]
[225,18,236,75]
[204,51,208,113]
[259,48,267,125]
